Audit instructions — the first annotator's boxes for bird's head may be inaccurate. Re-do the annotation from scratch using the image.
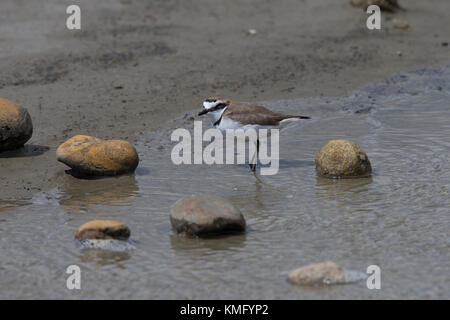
[198,97,231,116]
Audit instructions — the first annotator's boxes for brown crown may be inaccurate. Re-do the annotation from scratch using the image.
[205,97,232,105]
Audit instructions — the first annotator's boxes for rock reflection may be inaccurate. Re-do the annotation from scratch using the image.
[78,248,131,267]
[314,176,375,221]
[315,176,373,198]
[170,233,247,252]
[0,199,31,214]
[58,174,139,211]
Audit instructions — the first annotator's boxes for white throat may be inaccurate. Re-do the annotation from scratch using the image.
[209,106,227,123]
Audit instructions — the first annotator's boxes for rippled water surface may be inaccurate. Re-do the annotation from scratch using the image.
[1,64,449,299]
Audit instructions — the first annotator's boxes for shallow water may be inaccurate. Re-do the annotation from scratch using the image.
[1,64,449,299]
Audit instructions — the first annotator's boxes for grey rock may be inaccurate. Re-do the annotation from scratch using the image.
[170,194,246,236]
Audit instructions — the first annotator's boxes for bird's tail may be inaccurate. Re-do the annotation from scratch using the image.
[279,115,311,126]
[286,115,311,120]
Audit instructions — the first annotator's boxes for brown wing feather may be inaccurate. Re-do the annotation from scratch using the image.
[224,102,309,126]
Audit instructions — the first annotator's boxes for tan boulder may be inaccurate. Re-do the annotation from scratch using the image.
[0,98,33,151]
[170,194,246,236]
[75,220,130,240]
[315,140,372,178]
[56,135,139,176]
[288,261,346,286]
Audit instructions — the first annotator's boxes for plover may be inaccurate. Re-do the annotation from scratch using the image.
[198,97,310,171]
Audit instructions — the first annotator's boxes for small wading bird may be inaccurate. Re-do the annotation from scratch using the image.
[198,97,310,172]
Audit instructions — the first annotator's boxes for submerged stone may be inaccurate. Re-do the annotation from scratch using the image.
[288,261,346,286]
[56,135,139,176]
[393,18,410,30]
[170,194,246,236]
[75,220,131,240]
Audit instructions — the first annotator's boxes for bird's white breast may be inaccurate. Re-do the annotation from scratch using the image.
[216,117,245,130]
[207,108,227,124]
[216,117,277,134]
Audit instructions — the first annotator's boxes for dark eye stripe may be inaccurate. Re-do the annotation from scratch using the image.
[211,103,227,111]
[205,99,217,103]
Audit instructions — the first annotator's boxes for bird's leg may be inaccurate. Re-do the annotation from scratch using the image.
[249,139,259,172]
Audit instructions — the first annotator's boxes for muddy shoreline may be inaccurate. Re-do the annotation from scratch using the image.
[1,0,449,200]
[1,62,449,298]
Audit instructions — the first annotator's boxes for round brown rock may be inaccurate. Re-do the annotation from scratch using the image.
[75,220,130,240]
[56,135,139,176]
[288,261,346,286]
[315,140,372,178]
[170,194,246,236]
[0,98,33,151]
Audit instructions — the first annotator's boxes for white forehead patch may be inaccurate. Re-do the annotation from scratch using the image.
[203,100,224,109]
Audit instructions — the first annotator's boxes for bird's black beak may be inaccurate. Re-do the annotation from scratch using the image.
[198,109,208,116]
